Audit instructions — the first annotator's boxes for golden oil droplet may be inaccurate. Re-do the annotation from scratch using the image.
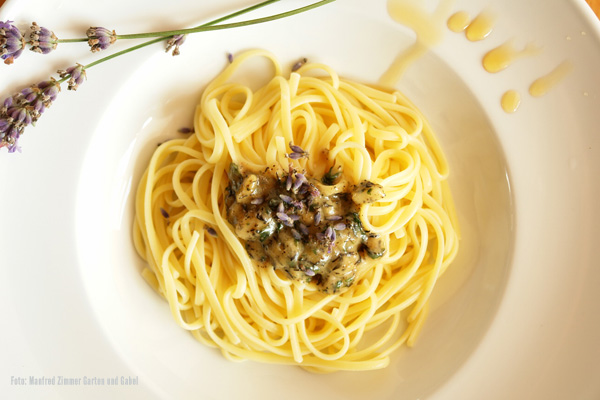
[465,11,495,41]
[501,90,521,113]
[447,11,471,32]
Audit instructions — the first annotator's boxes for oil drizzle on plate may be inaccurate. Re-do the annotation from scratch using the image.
[529,62,573,97]
[381,0,453,86]
[482,41,540,73]
[446,9,574,114]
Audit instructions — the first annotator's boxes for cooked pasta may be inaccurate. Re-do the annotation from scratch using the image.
[133,49,459,372]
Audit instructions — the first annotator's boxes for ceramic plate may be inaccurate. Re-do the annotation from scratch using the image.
[1,0,599,399]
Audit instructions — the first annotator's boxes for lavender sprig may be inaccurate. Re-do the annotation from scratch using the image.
[0,20,25,65]
[86,27,117,53]
[29,22,57,54]
[1,0,337,153]
[3,0,336,58]
[0,79,61,152]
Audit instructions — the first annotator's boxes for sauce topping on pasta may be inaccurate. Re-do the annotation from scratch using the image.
[225,161,386,293]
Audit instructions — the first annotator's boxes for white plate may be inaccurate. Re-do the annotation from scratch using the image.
[1,1,599,399]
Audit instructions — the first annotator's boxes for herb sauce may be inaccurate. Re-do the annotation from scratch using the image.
[225,162,386,294]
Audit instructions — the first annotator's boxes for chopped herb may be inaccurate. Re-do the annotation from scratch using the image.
[335,280,343,290]
[259,230,271,242]
[366,250,383,259]
[322,165,341,185]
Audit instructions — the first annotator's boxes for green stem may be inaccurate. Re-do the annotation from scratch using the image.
[56,38,88,44]
[114,0,335,40]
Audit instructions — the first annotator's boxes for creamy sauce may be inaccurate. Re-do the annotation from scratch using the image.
[381,0,453,86]
[529,61,573,97]
[225,163,386,294]
[501,90,521,113]
[483,41,539,73]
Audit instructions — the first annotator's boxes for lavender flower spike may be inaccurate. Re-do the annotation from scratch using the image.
[0,20,26,65]
[165,34,186,56]
[1,78,61,153]
[58,64,87,91]
[29,22,58,54]
[86,27,117,52]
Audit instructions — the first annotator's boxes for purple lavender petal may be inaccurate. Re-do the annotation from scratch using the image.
[206,226,218,237]
[326,215,342,221]
[280,194,294,204]
[314,210,322,225]
[87,26,116,52]
[291,229,301,240]
[1,20,25,64]
[8,142,21,153]
[159,207,169,218]
[289,143,305,153]
[276,212,290,222]
[298,223,309,236]
[250,197,264,205]
[325,227,333,241]
[286,174,293,191]
[312,186,321,196]
[5,37,22,52]
[97,36,112,45]
[32,99,44,113]
[23,113,32,126]
[333,222,346,231]
[292,200,304,209]
[29,22,57,54]
[288,152,304,160]
[291,58,307,72]
[292,173,305,192]
[58,64,87,91]
[0,119,9,133]
[165,34,186,56]
[277,202,284,213]
[8,107,21,120]
[304,268,315,277]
